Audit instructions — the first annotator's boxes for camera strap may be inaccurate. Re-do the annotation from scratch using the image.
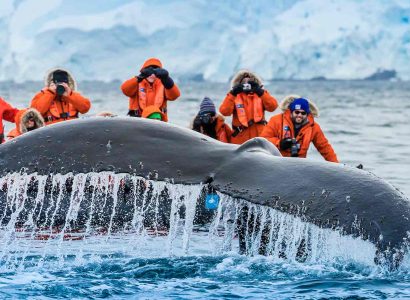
[232,120,267,137]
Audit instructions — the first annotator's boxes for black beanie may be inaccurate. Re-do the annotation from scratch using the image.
[52,70,69,83]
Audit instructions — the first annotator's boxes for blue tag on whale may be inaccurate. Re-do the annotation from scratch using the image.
[205,193,220,210]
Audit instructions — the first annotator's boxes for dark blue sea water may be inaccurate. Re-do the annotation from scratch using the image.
[1,80,410,299]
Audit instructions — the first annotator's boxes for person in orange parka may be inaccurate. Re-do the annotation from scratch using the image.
[141,105,167,121]
[0,97,19,143]
[260,95,339,163]
[191,97,232,143]
[219,69,278,144]
[121,58,180,120]
[31,68,91,125]
[7,108,45,140]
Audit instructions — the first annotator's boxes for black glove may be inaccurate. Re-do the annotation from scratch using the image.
[127,110,140,117]
[230,84,243,96]
[280,138,293,150]
[192,115,202,132]
[154,68,174,89]
[154,68,169,79]
[136,75,144,82]
[249,81,264,97]
[137,67,155,81]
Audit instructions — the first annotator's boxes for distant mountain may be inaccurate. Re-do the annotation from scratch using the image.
[0,0,409,82]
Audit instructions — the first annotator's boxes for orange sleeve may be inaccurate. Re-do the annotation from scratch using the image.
[121,77,139,97]
[312,123,339,163]
[7,128,18,140]
[30,90,55,115]
[164,83,180,101]
[260,90,278,112]
[219,93,236,116]
[260,115,282,149]
[0,98,19,123]
[63,92,91,114]
[129,97,139,110]
[224,123,233,143]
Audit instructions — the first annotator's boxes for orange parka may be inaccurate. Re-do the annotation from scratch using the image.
[7,108,45,139]
[0,97,19,143]
[219,70,278,144]
[30,68,91,125]
[260,95,339,163]
[191,115,233,143]
[121,58,180,121]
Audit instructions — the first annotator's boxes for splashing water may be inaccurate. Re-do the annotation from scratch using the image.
[2,172,410,298]
[0,171,385,270]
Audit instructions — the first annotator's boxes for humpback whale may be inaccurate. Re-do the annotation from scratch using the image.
[0,117,409,265]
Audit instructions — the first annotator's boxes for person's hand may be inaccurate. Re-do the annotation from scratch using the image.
[249,81,264,97]
[193,115,202,132]
[61,82,72,97]
[48,83,57,93]
[280,138,293,150]
[230,84,243,96]
[153,68,169,80]
[154,68,175,89]
[127,110,140,117]
[138,67,155,80]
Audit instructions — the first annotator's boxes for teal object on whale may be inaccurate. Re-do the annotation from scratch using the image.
[205,193,220,210]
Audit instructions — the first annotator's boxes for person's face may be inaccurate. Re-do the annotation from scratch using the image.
[146,74,156,83]
[291,110,307,124]
[25,119,35,129]
[241,77,250,84]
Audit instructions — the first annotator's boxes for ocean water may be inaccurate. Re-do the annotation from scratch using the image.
[0,80,410,299]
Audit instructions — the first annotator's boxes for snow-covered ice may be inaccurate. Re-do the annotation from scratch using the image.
[0,0,409,82]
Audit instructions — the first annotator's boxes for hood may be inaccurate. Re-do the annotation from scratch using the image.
[16,108,45,134]
[141,105,167,122]
[140,58,163,71]
[230,69,263,88]
[44,67,77,91]
[279,94,319,117]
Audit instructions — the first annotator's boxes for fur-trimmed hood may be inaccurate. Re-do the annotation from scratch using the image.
[230,69,263,88]
[279,94,320,117]
[17,108,45,134]
[44,67,77,91]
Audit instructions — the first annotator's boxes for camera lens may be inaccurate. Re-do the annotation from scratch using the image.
[200,115,211,124]
[56,84,65,96]
[242,83,251,91]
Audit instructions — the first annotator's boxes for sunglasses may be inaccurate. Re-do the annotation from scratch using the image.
[293,110,307,116]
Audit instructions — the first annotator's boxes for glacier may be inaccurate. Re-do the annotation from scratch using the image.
[0,0,409,82]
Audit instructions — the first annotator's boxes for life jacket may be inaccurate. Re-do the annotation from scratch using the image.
[44,99,79,123]
[234,93,264,127]
[141,105,167,122]
[138,80,165,111]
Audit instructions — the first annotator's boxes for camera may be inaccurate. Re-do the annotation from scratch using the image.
[60,112,69,119]
[199,113,214,125]
[242,83,251,92]
[56,84,66,96]
[290,138,300,157]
